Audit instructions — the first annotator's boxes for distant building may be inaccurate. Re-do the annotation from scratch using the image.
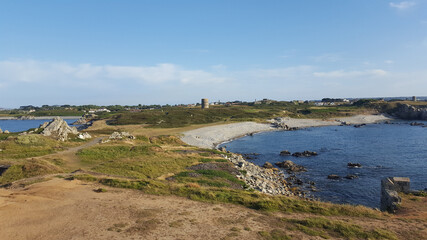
[412,96,417,101]
[201,98,209,109]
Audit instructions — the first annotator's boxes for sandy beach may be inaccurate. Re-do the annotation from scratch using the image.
[181,114,392,149]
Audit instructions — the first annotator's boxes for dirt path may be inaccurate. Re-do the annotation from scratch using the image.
[33,137,104,171]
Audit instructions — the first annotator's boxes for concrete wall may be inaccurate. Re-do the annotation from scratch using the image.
[380,177,410,212]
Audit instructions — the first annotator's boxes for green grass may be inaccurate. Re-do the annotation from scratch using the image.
[105,104,368,128]
[199,158,228,163]
[286,217,397,240]
[195,169,245,186]
[77,145,153,162]
[258,230,291,240]
[0,135,68,159]
[76,143,200,179]
[84,175,382,219]
[0,159,63,185]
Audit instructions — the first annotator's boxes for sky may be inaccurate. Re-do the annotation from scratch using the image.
[0,0,426,108]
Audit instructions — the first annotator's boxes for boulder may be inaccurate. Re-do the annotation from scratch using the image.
[347,162,362,168]
[218,146,227,152]
[410,122,424,126]
[106,132,136,141]
[262,162,274,169]
[4,130,10,134]
[0,128,2,134]
[279,150,291,156]
[275,160,306,172]
[77,132,92,140]
[354,124,366,128]
[327,174,340,180]
[292,151,318,157]
[344,174,359,180]
[40,117,79,141]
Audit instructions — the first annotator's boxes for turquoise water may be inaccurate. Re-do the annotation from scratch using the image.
[0,119,78,132]
[220,122,427,208]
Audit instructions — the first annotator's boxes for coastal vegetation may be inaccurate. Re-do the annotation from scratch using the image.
[1,103,426,239]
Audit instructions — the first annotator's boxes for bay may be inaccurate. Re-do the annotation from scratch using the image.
[220,121,427,208]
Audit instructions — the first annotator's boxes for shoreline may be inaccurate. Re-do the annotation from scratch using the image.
[0,116,81,120]
[181,114,393,149]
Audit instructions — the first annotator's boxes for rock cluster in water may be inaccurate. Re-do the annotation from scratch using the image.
[275,160,307,173]
[40,117,79,141]
[224,153,303,197]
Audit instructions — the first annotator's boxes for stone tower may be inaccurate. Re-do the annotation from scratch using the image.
[201,98,209,109]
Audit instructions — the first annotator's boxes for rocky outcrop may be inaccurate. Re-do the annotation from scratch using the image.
[292,151,318,157]
[4,130,10,134]
[102,132,135,143]
[71,113,97,125]
[0,128,2,134]
[392,104,427,120]
[224,154,302,197]
[279,150,291,156]
[381,177,410,212]
[40,117,78,141]
[348,162,362,168]
[327,174,340,180]
[262,162,274,169]
[275,160,306,173]
[344,174,359,180]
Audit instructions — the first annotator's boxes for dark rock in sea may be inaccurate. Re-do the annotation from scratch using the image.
[292,151,318,157]
[242,152,259,160]
[218,146,227,152]
[348,162,362,168]
[262,162,274,169]
[279,150,291,156]
[327,174,340,180]
[345,174,359,180]
[410,122,424,126]
[295,179,303,185]
[275,160,306,172]
[354,124,366,128]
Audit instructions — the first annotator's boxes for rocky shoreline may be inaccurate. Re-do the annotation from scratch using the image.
[223,153,309,198]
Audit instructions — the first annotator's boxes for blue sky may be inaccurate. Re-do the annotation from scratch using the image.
[0,0,426,107]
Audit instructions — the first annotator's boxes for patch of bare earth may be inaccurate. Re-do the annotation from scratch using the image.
[0,178,302,240]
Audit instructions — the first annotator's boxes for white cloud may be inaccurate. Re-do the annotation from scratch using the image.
[389,1,416,10]
[313,69,388,78]
[0,60,226,85]
[385,60,394,64]
[1,59,425,107]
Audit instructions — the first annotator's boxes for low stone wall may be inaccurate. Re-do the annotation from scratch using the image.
[380,177,410,212]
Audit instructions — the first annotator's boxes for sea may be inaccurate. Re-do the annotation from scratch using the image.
[0,119,79,133]
[220,121,427,208]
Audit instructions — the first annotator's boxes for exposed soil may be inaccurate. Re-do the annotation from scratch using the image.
[1,178,426,240]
